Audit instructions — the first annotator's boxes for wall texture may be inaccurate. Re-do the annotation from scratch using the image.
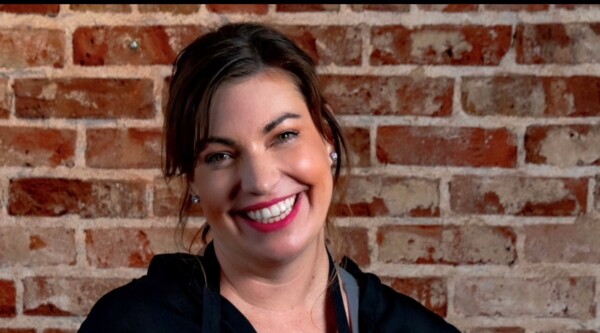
[0,4,599,333]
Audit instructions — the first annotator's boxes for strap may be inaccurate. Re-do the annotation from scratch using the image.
[328,250,352,333]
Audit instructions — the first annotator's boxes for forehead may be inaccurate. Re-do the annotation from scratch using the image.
[207,70,308,132]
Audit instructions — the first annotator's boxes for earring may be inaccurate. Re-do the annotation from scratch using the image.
[190,194,200,204]
[330,151,338,162]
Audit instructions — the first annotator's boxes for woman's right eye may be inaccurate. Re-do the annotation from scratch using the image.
[205,152,233,165]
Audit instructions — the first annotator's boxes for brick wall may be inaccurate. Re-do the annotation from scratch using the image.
[0,4,599,332]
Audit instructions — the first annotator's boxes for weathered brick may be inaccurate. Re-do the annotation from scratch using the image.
[525,214,600,263]
[86,128,162,168]
[0,127,75,167]
[14,78,154,119]
[276,4,339,12]
[0,4,59,15]
[343,127,370,167]
[43,329,77,333]
[377,225,516,265]
[350,4,409,12]
[418,4,478,12]
[9,178,147,218]
[23,277,127,316]
[469,328,525,333]
[275,25,362,66]
[0,227,75,267]
[556,4,600,10]
[0,330,35,333]
[138,4,199,14]
[338,227,370,267]
[0,79,9,118]
[537,330,598,333]
[450,176,587,216]
[526,125,600,167]
[0,28,65,68]
[371,25,511,65]
[454,277,595,318]
[516,24,600,64]
[153,177,203,217]
[205,4,268,14]
[0,280,16,317]
[85,227,202,268]
[69,4,131,12]
[377,126,517,167]
[321,75,453,116]
[335,176,439,217]
[382,277,447,317]
[462,76,600,117]
[484,4,549,11]
[73,25,206,66]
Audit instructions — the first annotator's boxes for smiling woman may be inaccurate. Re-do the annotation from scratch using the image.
[78,22,462,333]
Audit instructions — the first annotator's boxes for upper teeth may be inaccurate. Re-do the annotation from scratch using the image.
[246,195,297,224]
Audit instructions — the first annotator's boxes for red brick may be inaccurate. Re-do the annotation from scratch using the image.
[343,127,370,167]
[0,28,65,68]
[596,176,600,212]
[9,178,147,218]
[0,127,75,167]
[0,330,35,333]
[469,328,525,333]
[69,4,130,12]
[452,176,588,216]
[43,330,77,333]
[516,24,600,64]
[382,277,447,317]
[538,330,598,333]
[377,225,516,265]
[14,78,154,119]
[73,25,206,66]
[205,4,268,14]
[162,76,171,115]
[0,280,16,317]
[0,4,59,15]
[321,75,453,116]
[0,227,75,267]
[556,4,600,10]
[371,25,511,65]
[455,277,595,318]
[86,128,162,168]
[337,227,370,267]
[138,4,199,14]
[85,227,202,268]
[377,126,517,167]
[335,176,439,217]
[23,277,127,316]
[526,125,600,167]
[275,25,362,66]
[0,79,9,118]
[484,4,549,11]
[418,4,478,12]
[463,76,600,117]
[350,4,409,12]
[153,177,203,217]
[525,215,600,263]
[276,4,339,12]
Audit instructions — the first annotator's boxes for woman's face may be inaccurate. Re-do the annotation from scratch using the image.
[190,70,334,264]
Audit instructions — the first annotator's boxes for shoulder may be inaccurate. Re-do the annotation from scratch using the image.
[79,253,206,333]
[341,257,462,333]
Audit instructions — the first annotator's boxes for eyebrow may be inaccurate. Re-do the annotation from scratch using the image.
[204,112,301,147]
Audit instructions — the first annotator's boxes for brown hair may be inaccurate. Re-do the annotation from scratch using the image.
[163,22,350,257]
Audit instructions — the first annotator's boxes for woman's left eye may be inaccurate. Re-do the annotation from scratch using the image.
[275,130,298,143]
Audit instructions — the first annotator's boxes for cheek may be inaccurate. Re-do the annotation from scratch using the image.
[292,145,333,191]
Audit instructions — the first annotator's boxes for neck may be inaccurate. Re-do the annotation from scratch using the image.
[215,239,331,311]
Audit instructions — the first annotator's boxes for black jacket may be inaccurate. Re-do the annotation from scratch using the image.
[79,244,461,332]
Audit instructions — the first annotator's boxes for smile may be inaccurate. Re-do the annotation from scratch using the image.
[245,194,297,224]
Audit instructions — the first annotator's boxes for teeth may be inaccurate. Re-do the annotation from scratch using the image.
[246,195,297,224]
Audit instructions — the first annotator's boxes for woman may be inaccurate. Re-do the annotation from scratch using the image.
[79,22,461,333]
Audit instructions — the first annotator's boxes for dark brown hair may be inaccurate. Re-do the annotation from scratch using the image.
[163,22,350,254]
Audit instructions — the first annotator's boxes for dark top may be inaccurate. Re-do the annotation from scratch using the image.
[79,243,461,332]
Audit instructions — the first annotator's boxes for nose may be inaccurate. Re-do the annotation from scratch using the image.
[239,152,280,195]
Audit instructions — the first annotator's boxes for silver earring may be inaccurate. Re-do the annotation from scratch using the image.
[330,152,338,162]
[190,194,200,204]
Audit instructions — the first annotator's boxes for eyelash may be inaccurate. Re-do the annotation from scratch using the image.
[205,152,233,165]
[275,130,298,144]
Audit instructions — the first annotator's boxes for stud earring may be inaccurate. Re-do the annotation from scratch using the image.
[190,194,200,204]
[330,151,338,162]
